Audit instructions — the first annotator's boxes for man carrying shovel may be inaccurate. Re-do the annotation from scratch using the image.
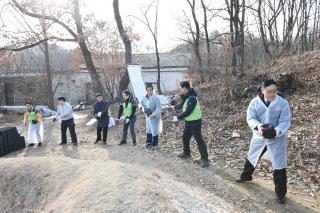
[166,81,209,168]
[93,93,109,144]
[54,97,78,145]
[116,90,137,146]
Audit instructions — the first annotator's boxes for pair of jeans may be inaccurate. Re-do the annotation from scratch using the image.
[121,116,136,142]
[61,118,77,143]
[182,123,208,160]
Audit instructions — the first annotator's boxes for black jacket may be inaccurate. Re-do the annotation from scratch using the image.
[174,88,201,126]
[93,100,109,127]
[117,99,136,119]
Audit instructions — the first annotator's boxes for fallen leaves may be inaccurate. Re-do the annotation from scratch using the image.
[159,80,319,198]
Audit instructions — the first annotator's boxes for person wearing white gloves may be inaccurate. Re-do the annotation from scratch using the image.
[54,96,78,145]
[235,79,291,204]
[168,81,209,168]
[93,93,109,144]
[24,101,43,147]
[116,90,137,146]
[140,84,162,149]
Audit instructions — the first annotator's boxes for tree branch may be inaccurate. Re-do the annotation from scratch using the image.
[10,0,77,39]
[0,36,76,51]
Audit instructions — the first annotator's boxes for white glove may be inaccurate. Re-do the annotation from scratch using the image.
[275,129,280,137]
[97,112,102,117]
[140,107,145,113]
[149,113,156,118]
[257,124,263,135]
[164,105,174,111]
[125,118,130,124]
[172,116,178,122]
[120,116,125,121]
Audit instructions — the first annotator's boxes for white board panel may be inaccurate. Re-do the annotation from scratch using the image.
[127,64,170,108]
[127,64,146,103]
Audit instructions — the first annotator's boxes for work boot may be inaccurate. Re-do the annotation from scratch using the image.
[236,159,255,183]
[235,176,253,183]
[72,142,78,146]
[94,140,100,144]
[38,142,42,147]
[103,141,107,145]
[27,143,34,147]
[118,140,127,145]
[201,159,209,168]
[58,142,66,145]
[177,152,191,159]
[273,169,287,204]
[132,141,137,146]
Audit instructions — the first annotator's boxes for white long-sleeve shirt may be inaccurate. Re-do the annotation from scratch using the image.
[56,102,74,121]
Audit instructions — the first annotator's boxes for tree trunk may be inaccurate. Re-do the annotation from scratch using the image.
[239,0,245,76]
[200,0,212,80]
[201,0,210,55]
[42,23,54,109]
[228,0,237,73]
[154,38,162,94]
[258,0,271,56]
[187,0,204,83]
[113,0,132,94]
[73,0,106,96]
[232,0,240,75]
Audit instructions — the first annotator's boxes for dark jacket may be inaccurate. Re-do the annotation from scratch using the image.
[174,88,201,126]
[117,99,136,119]
[93,100,109,128]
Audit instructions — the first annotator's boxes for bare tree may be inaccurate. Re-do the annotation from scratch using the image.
[250,0,317,56]
[224,0,246,75]
[130,0,162,94]
[41,20,54,108]
[1,0,106,96]
[113,0,132,93]
[200,0,212,80]
[186,0,203,82]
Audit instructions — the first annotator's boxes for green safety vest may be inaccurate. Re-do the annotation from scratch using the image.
[183,97,202,121]
[123,102,133,117]
[26,110,37,121]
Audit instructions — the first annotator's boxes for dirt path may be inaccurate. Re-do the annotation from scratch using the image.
[0,112,319,213]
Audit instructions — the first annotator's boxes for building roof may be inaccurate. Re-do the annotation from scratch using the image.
[132,52,191,69]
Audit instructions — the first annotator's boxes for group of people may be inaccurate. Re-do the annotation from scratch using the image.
[24,97,79,146]
[23,79,300,204]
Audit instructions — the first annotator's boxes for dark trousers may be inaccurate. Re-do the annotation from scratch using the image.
[240,146,268,179]
[240,146,287,198]
[182,123,208,161]
[61,118,78,143]
[97,127,108,142]
[121,116,136,142]
[146,134,158,147]
[273,169,287,199]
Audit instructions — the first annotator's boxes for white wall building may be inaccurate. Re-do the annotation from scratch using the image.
[0,52,191,106]
[132,53,191,92]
